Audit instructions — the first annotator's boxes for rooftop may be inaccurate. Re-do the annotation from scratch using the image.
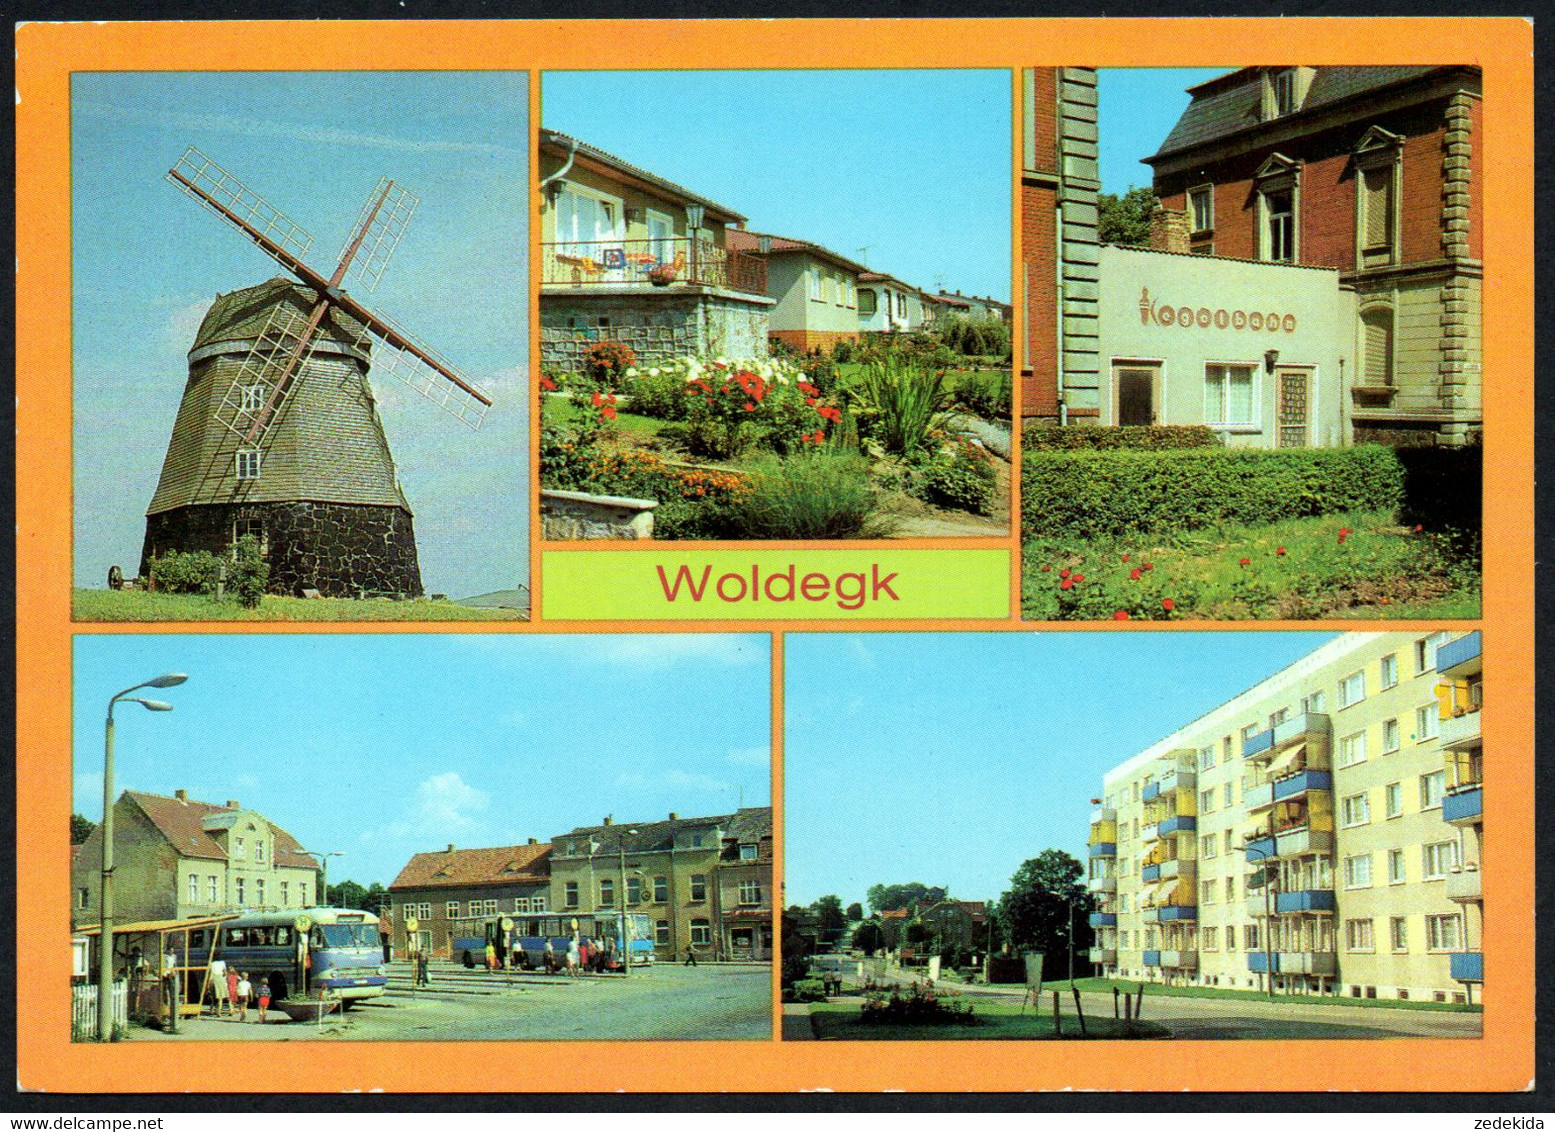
[541,129,747,225]
[389,842,552,891]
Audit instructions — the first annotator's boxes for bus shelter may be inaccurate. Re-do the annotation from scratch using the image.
[79,913,237,1029]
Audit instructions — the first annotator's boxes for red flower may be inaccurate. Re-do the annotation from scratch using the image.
[1112,610,1130,621]
[1129,568,1142,581]
[1073,573,1085,583]
[1059,568,1071,579]
[1121,554,1131,562]
[743,402,756,412]
[811,430,825,444]
[1041,565,1052,573]
[1162,598,1175,612]
[539,374,557,392]
[601,405,617,421]
[1059,578,1074,591]
[1337,533,1348,545]
[591,391,604,408]
[1276,546,1287,556]
[806,397,818,407]
[1142,562,1154,571]
[721,384,732,394]
[1414,524,1424,533]
[1239,557,1251,566]
[1339,527,1352,536]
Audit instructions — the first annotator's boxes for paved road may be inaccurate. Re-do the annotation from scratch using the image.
[128,961,772,1042]
[830,970,1482,1041]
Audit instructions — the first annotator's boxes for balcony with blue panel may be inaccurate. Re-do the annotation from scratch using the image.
[1248,951,1336,976]
[1437,631,1482,679]
[1143,950,1161,967]
[1159,815,1197,836]
[1088,912,1116,929]
[1245,835,1276,859]
[1275,889,1337,914]
[1242,729,1274,759]
[1245,713,1331,761]
[1143,781,1161,802]
[1089,842,1117,858]
[1450,951,1483,982]
[1157,905,1197,922]
[1141,863,1162,882]
[1443,786,1483,825]
[1274,769,1333,801]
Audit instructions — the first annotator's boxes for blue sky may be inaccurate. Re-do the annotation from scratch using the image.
[543,70,1011,301]
[74,634,770,888]
[71,72,529,599]
[1097,68,1226,195]
[784,631,1336,909]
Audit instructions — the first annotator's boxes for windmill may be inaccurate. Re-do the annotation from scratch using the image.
[138,146,493,598]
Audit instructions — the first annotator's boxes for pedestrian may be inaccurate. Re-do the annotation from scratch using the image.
[579,937,591,974]
[415,948,430,987]
[236,972,252,1022]
[510,943,522,971]
[484,940,497,974]
[256,976,271,1025]
[209,957,229,1018]
[543,938,556,975]
[684,946,698,967]
[225,965,241,1020]
[566,938,580,977]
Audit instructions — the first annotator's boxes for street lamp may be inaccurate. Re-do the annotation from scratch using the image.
[98,671,187,1041]
[1235,841,1277,999]
[616,830,639,976]
[297,849,344,907]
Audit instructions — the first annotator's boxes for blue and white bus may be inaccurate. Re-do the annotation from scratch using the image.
[176,907,387,1006]
[450,911,655,970]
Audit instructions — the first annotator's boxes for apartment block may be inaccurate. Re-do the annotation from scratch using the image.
[1087,631,1484,1003]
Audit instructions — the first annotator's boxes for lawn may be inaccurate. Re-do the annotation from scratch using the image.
[1023,509,1480,621]
[807,999,1170,1040]
[1068,977,1482,1014]
[73,590,520,622]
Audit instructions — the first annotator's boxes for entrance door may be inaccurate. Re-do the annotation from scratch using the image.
[1276,366,1312,447]
[1114,363,1160,426]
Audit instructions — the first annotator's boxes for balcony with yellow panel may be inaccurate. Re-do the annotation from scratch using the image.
[1140,877,1196,923]
[1088,808,1118,858]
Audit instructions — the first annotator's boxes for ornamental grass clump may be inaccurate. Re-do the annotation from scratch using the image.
[723,451,899,540]
[852,355,952,457]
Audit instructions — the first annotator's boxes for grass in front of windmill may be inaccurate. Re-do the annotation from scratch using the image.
[73,590,521,622]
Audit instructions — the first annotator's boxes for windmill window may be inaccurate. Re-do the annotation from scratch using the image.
[240,384,265,413]
[235,449,262,480]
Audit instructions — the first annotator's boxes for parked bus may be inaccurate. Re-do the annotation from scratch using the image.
[174,907,387,1007]
[449,911,655,970]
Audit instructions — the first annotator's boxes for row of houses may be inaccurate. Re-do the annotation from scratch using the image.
[538,128,1007,372]
[71,796,774,963]
[1087,630,1483,1002]
[1024,66,1482,447]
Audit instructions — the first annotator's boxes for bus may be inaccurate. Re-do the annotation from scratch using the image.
[449,911,655,970]
[174,907,387,1007]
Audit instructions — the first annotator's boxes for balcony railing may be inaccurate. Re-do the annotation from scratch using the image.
[1088,912,1117,928]
[1142,950,1161,967]
[1089,947,1117,965]
[541,236,768,296]
[1159,815,1197,837]
[1245,712,1331,760]
[1439,709,1482,752]
[1443,785,1483,825]
[1088,875,1117,893]
[1436,632,1482,678]
[1089,842,1116,859]
[1248,950,1337,976]
[1450,951,1483,982]
[1160,949,1198,970]
[1446,867,1482,903]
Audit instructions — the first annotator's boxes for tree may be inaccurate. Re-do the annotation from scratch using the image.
[328,879,370,911]
[865,882,947,914]
[362,882,389,916]
[994,850,1094,981]
[845,902,864,923]
[70,813,97,845]
[810,895,847,949]
[852,920,884,955]
[780,907,814,991]
[1098,186,1159,247]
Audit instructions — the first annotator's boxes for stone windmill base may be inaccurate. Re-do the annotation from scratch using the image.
[140,501,423,599]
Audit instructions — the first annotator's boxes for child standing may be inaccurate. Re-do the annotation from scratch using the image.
[256,976,271,1025]
[236,972,252,1022]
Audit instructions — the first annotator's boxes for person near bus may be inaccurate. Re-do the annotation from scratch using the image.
[236,972,252,1022]
[544,938,557,974]
[256,976,271,1025]
[566,938,580,977]
[210,957,229,1017]
[225,966,241,1020]
[484,940,497,973]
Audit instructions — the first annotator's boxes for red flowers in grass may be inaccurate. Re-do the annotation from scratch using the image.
[1414,523,1424,533]
[817,405,843,423]
[797,381,819,397]
[591,390,618,421]
[1276,546,1287,556]
[743,402,756,412]
[1041,565,1052,573]
[1112,610,1130,620]
[1059,578,1075,591]
[1162,598,1175,613]
[1337,526,1352,545]
[1142,562,1154,571]
[1129,568,1143,581]
[1121,554,1131,562]
[539,374,558,392]
[1239,557,1251,566]
[1059,568,1071,579]
[1073,573,1085,584]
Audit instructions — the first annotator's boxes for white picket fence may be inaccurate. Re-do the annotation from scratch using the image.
[71,981,128,1040]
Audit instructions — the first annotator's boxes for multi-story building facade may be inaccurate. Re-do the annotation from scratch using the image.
[538,129,773,372]
[385,840,552,959]
[714,807,774,960]
[1145,67,1482,446]
[71,790,319,930]
[1088,631,1484,1003]
[1021,68,1101,423]
[725,229,864,354]
[548,808,773,961]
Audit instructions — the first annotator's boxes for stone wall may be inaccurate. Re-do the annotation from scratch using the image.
[540,489,658,540]
[540,289,769,373]
[140,501,423,598]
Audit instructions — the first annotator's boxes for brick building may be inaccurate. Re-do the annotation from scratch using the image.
[538,130,773,372]
[1020,68,1101,422]
[726,229,865,354]
[385,840,552,959]
[1145,67,1482,445]
[71,789,320,929]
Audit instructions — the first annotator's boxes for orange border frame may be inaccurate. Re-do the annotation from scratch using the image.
[16,18,1534,1093]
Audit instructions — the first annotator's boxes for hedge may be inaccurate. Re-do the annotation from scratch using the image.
[1022,424,1221,451]
[1021,445,1406,541]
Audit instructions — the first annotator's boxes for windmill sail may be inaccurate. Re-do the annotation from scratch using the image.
[338,177,419,293]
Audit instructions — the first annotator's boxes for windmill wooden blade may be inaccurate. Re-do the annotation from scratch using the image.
[336,177,419,294]
[213,301,328,448]
[364,307,492,429]
[168,147,316,277]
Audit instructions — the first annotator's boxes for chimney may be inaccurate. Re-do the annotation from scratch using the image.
[446,843,456,853]
[527,838,537,846]
[669,811,679,821]
[603,815,613,826]
[174,789,188,803]
[1149,206,1192,254]
[226,800,240,810]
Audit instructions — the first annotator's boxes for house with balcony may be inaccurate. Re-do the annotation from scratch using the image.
[538,130,774,372]
[1089,631,1484,1005]
[725,229,866,354]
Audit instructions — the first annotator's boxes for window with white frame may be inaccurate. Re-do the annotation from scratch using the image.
[1200,880,1216,905]
[1385,782,1404,819]
[1390,917,1409,952]
[1423,840,1460,880]
[1203,927,1218,951]
[256,879,265,906]
[446,901,459,920]
[1343,853,1373,889]
[280,881,289,906]
[553,184,621,256]
[1380,653,1398,689]
[689,875,707,902]
[739,881,761,906]
[1387,848,1407,885]
[1200,789,1216,814]
[599,878,615,906]
[653,876,669,903]
[255,840,265,863]
[235,449,262,480]
[1263,186,1295,262]
[1301,690,1327,714]
[626,877,642,905]
[1200,834,1217,859]
[1188,186,1214,233]
[1416,704,1440,742]
[564,881,579,908]
[1341,792,1371,827]
[1414,632,1450,674]
[1382,718,1401,753]
[1339,670,1367,708]
[208,876,219,903]
[1338,731,1368,768]
[1224,876,1236,901]
[1419,770,1445,810]
[1272,70,1298,116]
[655,921,671,946]
[240,384,266,413]
[1198,745,1216,771]
[233,836,246,861]
[1426,914,1462,951]
[1223,831,1233,853]
[188,874,200,904]
[1344,918,1375,952]
[809,269,823,302]
[1224,783,1234,807]
[739,843,758,861]
[532,895,547,913]
[1204,364,1256,427]
[235,878,247,905]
